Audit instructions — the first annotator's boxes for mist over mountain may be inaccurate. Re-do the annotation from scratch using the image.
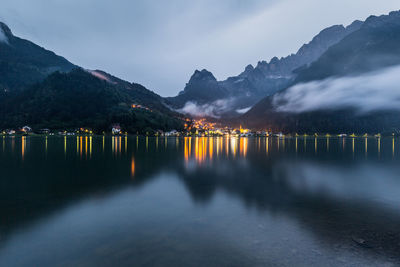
[167,20,363,118]
[241,10,400,133]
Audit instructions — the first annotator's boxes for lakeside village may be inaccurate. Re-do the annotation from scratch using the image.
[1,118,399,138]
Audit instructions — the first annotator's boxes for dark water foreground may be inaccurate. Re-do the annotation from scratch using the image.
[1,136,400,266]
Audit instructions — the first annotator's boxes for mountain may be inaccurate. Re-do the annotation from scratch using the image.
[294,11,400,83]
[0,22,183,133]
[240,11,400,133]
[167,20,363,117]
[88,69,177,115]
[226,20,363,95]
[0,69,184,132]
[0,22,76,92]
[166,69,227,108]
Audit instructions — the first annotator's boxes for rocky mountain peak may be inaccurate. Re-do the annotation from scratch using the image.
[315,25,345,39]
[245,64,254,72]
[189,69,217,83]
[239,20,363,83]
[0,22,12,36]
[363,10,400,28]
[238,64,255,78]
[0,22,12,43]
[346,20,363,32]
[256,60,267,67]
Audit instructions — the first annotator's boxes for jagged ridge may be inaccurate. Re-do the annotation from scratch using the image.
[168,19,363,117]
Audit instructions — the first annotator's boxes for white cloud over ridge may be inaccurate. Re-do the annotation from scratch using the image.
[273,65,400,114]
[178,98,237,118]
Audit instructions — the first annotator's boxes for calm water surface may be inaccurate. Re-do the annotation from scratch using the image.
[1,136,400,266]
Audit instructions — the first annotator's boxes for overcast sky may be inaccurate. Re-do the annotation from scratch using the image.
[0,1,399,96]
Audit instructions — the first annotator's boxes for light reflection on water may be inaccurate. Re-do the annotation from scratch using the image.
[3,135,400,174]
[178,136,397,164]
[0,136,400,266]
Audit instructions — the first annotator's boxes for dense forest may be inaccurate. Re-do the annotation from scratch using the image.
[0,69,184,133]
[0,22,184,134]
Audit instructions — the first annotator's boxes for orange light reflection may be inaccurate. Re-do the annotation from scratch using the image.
[131,157,135,178]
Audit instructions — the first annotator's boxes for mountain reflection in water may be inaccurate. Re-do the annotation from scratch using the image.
[0,136,400,266]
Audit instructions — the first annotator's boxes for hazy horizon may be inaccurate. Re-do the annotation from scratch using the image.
[1,0,399,96]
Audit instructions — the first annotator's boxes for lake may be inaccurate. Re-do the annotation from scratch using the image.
[1,136,400,266]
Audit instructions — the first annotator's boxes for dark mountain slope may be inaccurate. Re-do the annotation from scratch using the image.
[0,69,184,132]
[89,70,176,115]
[0,23,183,132]
[0,22,76,92]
